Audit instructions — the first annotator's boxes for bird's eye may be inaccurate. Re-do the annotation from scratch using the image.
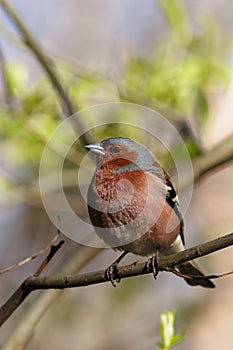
[109,145,122,153]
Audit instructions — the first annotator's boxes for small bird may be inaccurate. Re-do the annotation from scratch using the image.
[85,137,215,288]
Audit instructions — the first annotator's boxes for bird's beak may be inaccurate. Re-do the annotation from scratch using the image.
[85,143,106,156]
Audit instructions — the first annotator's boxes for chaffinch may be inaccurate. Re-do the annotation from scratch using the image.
[85,137,215,288]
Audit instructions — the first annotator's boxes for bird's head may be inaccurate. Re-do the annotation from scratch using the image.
[85,137,157,173]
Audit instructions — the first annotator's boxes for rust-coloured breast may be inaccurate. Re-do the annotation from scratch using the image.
[87,167,181,254]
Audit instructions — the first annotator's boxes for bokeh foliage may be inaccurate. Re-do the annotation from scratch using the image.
[0,0,230,194]
[124,0,230,122]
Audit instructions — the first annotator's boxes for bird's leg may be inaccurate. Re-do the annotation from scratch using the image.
[106,250,128,287]
[146,249,159,279]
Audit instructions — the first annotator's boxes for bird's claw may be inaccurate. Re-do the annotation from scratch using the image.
[106,264,121,287]
[146,254,159,279]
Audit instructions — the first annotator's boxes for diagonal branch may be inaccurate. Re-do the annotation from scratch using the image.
[0,239,65,327]
[0,232,232,327]
[0,1,73,115]
[179,133,233,189]
[0,0,94,144]
[0,44,16,110]
[193,133,233,181]
[0,232,61,275]
[25,231,233,289]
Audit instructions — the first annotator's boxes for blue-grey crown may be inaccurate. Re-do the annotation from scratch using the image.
[101,137,161,175]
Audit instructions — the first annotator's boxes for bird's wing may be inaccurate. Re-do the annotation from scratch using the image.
[146,163,185,245]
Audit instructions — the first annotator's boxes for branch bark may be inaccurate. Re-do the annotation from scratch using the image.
[0,232,232,327]
[193,133,233,181]
[179,133,233,189]
[1,245,101,350]
[0,239,64,327]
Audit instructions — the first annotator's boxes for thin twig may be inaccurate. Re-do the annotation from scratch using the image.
[166,267,233,281]
[0,232,60,276]
[0,0,93,145]
[0,232,59,275]
[34,240,65,276]
[0,44,15,110]
[0,1,73,115]
[1,245,100,350]
[0,239,65,327]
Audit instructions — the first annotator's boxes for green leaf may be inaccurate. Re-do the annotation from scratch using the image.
[159,0,191,44]
[3,62,29,97]
[160,310,176,348]
[170,332,186,347]
[157,310,185,350]
[156,341,165,349]
[124,0,230,130]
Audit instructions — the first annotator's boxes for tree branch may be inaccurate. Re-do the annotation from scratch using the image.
[179,133,233,189]
[193,133,233,181]
[0,232,61,276]
[25,232,233,289]
[0,1,73,115]
[0,239,65,327]
[1,246,100,349]
[0,44,16,110]
[0,0,93,144]
[0,232,232,327]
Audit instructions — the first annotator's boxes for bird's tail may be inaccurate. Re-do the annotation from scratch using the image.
[177,262,215,288]
[161,236,215,288]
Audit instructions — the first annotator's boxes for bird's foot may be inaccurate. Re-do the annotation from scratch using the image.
[105,263,121,287]
[105,251,128,287]
[146,251,159,279]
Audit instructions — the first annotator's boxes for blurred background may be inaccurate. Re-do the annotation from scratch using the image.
[0,0,233,349]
